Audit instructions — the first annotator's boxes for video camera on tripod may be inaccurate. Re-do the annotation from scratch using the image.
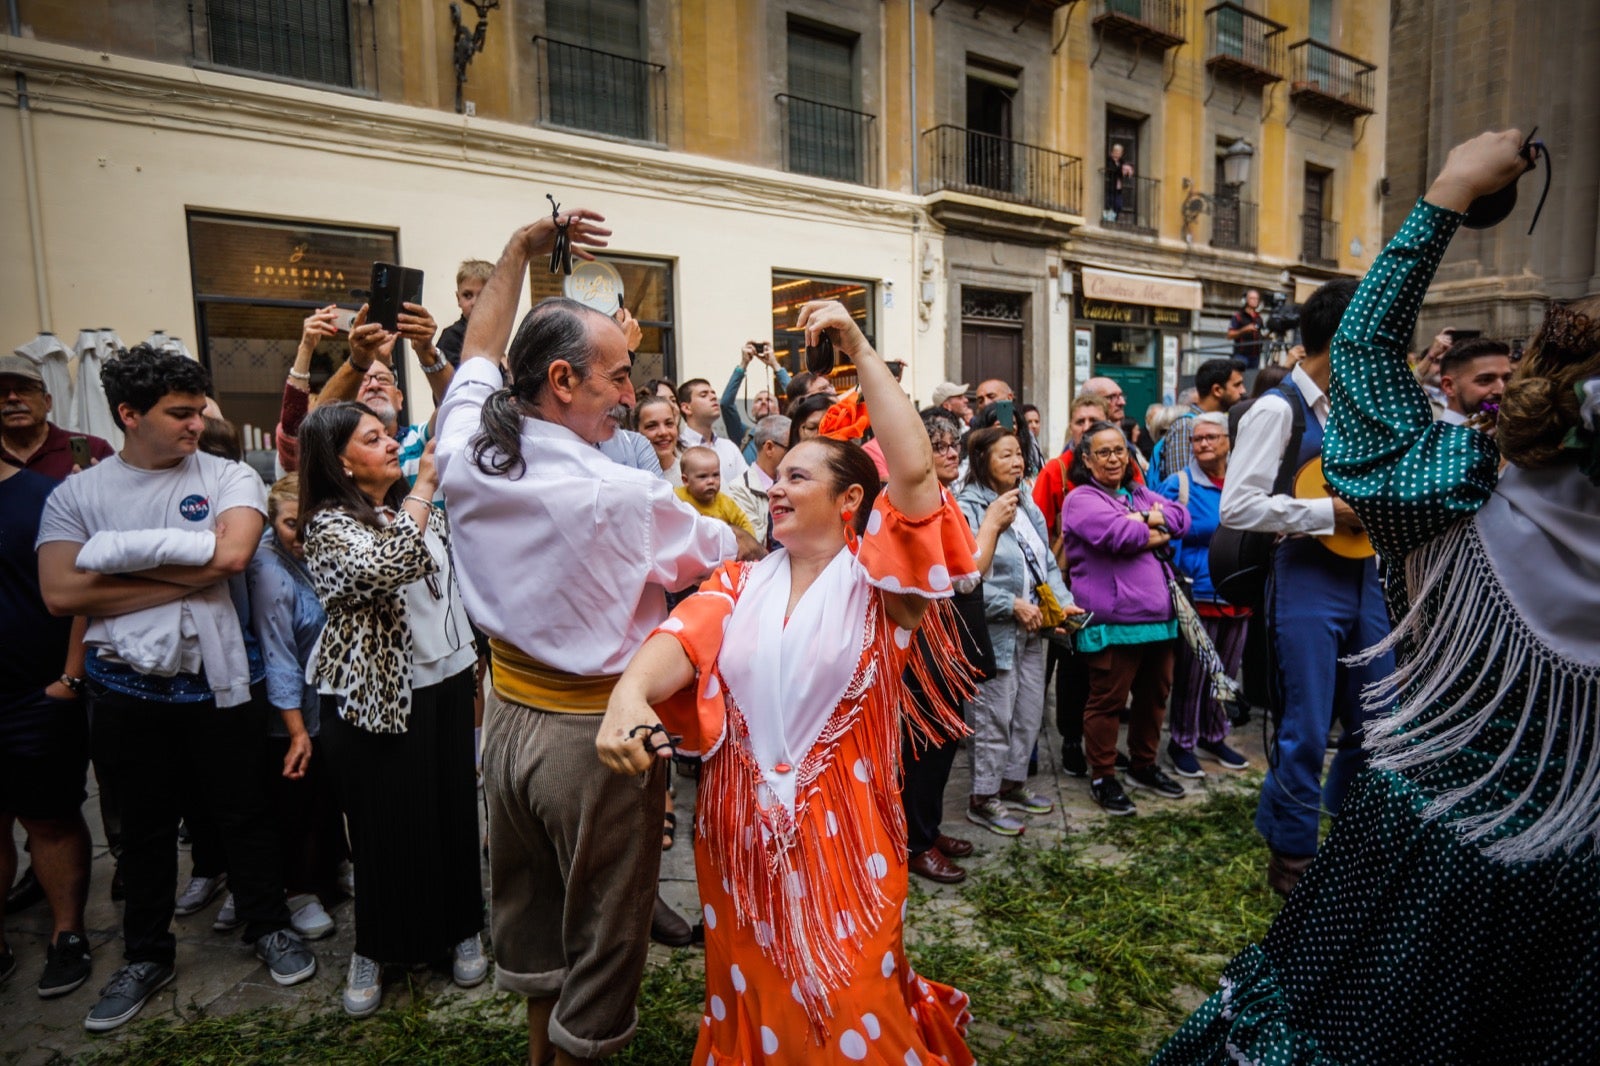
[1263,292,1300,339]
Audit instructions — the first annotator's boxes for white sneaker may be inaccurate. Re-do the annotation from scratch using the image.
[343,953,382,1017]
[212,892,242,932]
[174,874,225,917]
[451,934,489,988]
[287,894,335,940]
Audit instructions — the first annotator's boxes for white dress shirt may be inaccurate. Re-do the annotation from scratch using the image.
[1219,363,1336,536]
[680,423,750,483]
[435,360,738,676]
[1438,407,1469,426]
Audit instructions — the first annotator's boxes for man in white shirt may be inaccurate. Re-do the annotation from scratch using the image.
[1220,278,1392,899]
[725,414,789,546]
[676,377,749,483]
[1437,338,1512,426]
[434,209,736,1066]
[36,345,315,1032]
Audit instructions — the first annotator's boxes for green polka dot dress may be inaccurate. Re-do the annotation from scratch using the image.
[1150,200,1600,1065]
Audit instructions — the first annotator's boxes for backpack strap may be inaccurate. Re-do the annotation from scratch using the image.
[1269,380,1309,498]
[1177,469,1190,507]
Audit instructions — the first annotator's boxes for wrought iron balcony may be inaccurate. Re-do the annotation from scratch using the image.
[921,125,1083,217]
[1301,214,1339,267]
[1210,196,1257,252]
[1288,40,1376,118]
[533,36,667,144]
[199,0,358,88]
[1092,0,1186,50]
[1101,171,1160,235]
[777,95,878,187]
[1204,3,1286,86]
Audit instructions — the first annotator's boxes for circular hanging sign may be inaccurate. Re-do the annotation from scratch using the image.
[563,260,625,313]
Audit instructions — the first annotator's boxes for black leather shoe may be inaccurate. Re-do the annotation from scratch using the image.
[909,848,966,884]
[650,895,693,947]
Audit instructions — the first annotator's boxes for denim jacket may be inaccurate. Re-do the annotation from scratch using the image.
[247,530,326,737]
[955,481,1071,672]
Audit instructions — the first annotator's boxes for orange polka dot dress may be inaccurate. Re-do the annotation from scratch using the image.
[653,491,980,1065]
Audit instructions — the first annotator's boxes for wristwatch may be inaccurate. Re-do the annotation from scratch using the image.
[58,674,85,694]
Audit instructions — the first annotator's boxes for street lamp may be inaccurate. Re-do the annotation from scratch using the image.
[1181,140,1255,243]
[1220,139,1254,189]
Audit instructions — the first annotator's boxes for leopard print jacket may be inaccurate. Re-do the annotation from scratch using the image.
[303,506,442,733]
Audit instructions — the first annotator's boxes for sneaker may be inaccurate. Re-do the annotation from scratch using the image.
[965,797,1026,837]
[174,874,226,917]
[287,895,335,940]
[999,787,1055,815]
[84,961,173,1032]
[343,952,382,1017]
[1167,740,1206,779]
[254,929,316,987]
[452,934,489,988]
[1126,764,1187,799]
[1060,743,1088,778]
[1197,738,1250,770]
[212,892,242,932]
[38,931,92,999]
[1090,777,1137,816]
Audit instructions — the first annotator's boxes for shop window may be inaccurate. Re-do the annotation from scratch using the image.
[205,0,354,87]
[187,213,397,456]
[528,255,677,385]
[771,273,876,374]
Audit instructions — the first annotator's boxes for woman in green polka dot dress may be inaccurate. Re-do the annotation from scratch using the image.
[1152,131,1600,1064]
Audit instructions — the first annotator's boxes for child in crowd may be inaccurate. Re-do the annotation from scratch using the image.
[434,259,493,367]
[674,445,755,537]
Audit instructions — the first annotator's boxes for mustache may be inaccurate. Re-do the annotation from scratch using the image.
[608,405,629,423]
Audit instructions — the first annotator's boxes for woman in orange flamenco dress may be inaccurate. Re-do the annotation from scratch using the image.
[599,300,979,1065]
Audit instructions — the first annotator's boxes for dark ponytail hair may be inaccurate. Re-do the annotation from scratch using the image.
[796,437,882,535]
[298,402,403,531]
[471,297,611,479]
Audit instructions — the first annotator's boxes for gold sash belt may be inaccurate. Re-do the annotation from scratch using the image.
[488,639,618,714]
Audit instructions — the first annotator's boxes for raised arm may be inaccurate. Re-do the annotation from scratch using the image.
[462,209,611,368]
[796,300,940,520]
[1324,130,1530,561]
[719,355,751,445]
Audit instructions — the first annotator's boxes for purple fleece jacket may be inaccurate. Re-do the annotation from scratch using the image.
[1061,480,1190,625]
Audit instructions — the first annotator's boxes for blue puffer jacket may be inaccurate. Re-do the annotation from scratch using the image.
[1156,461,1224,604]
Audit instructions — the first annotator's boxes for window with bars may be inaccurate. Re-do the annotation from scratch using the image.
[782,23,869,183]
[539,0,661,142]
[205,0,354,88]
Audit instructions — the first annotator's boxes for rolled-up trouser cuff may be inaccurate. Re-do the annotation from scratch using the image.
[550,1007,639,1060]
[495,962,568,999]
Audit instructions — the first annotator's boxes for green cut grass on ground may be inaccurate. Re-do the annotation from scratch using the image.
[74,785,1278,1066]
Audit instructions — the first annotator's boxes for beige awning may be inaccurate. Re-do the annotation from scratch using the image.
[1079,266,1203,311]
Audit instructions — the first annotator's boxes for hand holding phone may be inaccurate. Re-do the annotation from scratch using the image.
[69,436,94,472]
[369,262,424,332]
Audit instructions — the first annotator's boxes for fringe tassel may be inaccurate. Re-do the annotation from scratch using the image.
[1352,521,1600,863]
[696,594,974,1044]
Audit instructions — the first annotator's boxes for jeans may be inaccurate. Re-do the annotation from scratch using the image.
[90,683,290,964]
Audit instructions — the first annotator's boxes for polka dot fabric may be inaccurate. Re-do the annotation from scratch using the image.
[1151,199,1600,1064]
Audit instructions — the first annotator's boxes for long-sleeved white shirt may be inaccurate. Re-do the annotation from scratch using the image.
[435,359,737,677]
[680,423,750,483]
[1219,363,1335,536]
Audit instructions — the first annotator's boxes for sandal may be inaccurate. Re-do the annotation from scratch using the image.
[662,810,678,851]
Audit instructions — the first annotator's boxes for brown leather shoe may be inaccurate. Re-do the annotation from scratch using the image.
[650,894,694,946]
[934,834,974,858]
[1267,850,1314,898]
[909,847,967,884]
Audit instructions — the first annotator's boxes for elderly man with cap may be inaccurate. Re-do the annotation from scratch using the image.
[0,356,113,482]
[931,381,973,428]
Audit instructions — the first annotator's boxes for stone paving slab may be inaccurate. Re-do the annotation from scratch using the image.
[2,707,1276,1063]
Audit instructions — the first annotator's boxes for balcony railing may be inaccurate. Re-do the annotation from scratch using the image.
[200,0,356,88]
[1102,171,1160,234]
[1204,3,1286,85]
[922,125,1083,216]
[1210,197,1258,252]
[1301,214,1339,266]
[1092,0,1186,50]
[777,95,878,187]
[1288,40,1376,117]
[533,36,666,144]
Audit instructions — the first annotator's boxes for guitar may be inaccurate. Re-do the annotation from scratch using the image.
[1293,456,1375,560]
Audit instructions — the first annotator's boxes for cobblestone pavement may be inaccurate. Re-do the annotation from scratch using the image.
[1,710,1275,1064]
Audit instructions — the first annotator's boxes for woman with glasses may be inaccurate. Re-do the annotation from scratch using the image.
[1156,413,1250,778]
[957,426,1080,836]
[1062,421,1191,816]
[297,402,485,1017]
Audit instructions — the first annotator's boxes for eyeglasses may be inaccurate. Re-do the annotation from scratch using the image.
[365,374,397,387]
[1192,435,1226,445]
[932,441,960,455]
[1091,446,1128,461]
[0,380,44,397]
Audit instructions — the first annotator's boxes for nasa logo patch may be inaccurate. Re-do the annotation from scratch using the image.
[178,494,211,522]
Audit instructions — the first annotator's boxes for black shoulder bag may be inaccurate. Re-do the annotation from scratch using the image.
[1207,382,1306,610]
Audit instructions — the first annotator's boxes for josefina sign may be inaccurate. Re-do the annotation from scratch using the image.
[1079,266,1203,311]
